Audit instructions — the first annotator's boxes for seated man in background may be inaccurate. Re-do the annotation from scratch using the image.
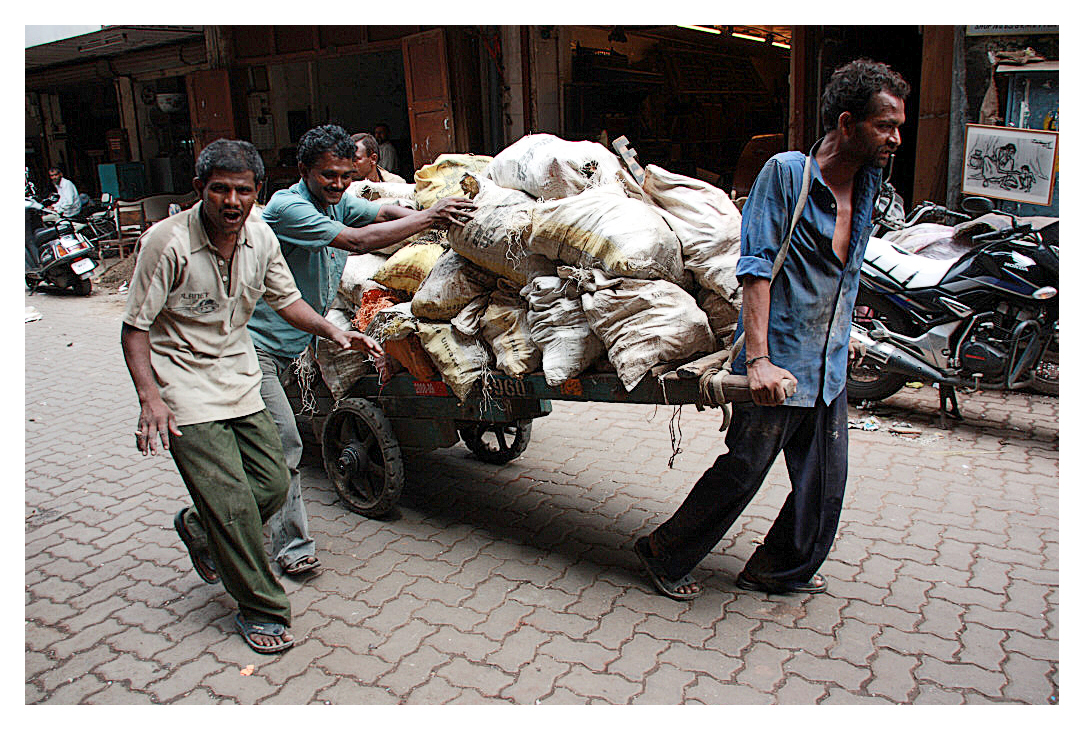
[47,167,82,218]
[373,123,400,178]
[350,132,406,186]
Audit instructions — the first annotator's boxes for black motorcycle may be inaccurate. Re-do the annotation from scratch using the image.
[25,200,99,296]
[848,195,1058,418]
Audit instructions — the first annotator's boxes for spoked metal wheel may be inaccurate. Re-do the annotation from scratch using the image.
[1031,334,1058,396]
[321,398,404,518]
[459,420,532,465]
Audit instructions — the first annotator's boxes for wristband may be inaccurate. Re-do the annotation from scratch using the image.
[745,355,771,367]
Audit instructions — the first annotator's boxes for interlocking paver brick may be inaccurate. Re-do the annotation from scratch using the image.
[24,291,1060,704]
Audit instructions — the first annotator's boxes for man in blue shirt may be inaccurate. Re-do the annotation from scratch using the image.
[248,124,474,576]
[636,60,910,600]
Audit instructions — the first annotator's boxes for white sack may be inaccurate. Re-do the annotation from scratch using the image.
[337,253,390,308]
[521,274,604,387]
[697,289,742,347]
[487,133,624,200]
[580,270,716,391]
[447,174,533,284]
[528,183,684,283]
[348,179,418,203]
[411,250,498,321]
[640,164,743,302]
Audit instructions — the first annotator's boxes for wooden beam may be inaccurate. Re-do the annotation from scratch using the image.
[912,26,955,205]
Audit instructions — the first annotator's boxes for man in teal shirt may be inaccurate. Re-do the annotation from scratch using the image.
[248,124,474,575]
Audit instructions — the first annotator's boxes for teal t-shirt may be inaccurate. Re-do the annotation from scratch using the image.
[247,180,381,358]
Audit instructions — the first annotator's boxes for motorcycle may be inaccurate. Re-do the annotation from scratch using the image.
[25,198,98,296]
[848,194,1058,419]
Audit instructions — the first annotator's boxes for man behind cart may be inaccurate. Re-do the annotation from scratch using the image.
[121,138,381,653]
[635,59,910,600]
[245,124,474,578]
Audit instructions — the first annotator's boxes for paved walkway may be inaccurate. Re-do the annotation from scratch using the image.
[25,287,1058,704]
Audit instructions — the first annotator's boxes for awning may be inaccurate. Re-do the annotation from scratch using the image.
[25,26,203,71]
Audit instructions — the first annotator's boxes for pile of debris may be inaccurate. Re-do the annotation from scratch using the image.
[313,133,745,402]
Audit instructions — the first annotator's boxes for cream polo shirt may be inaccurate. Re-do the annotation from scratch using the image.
[123,202,302,426]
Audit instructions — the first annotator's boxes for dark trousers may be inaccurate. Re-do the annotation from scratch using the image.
[169,409,292,626]
[652,392,849,585]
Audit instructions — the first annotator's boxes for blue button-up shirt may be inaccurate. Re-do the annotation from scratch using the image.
[731,145,881,407]
[247,180,381,358]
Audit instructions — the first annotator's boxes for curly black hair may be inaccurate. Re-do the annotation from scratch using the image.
[194,139,265,183]
[297,124,356,167]
[820,59,910,132]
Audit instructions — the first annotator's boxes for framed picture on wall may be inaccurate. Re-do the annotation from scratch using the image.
[962,124,1058,206]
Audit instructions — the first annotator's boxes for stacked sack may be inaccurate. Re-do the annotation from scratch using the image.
[311,133,745,402]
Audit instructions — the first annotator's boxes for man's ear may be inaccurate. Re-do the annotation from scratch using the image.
[193,178,205,197]
[837,111,855,137]
[298,161,308,178]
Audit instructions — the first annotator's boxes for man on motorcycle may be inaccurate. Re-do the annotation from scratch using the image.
[634,59,910,600]
[47,167,81,218]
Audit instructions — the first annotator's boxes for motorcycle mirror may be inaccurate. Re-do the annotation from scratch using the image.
[101,193,113,205]
[961,196,995,215]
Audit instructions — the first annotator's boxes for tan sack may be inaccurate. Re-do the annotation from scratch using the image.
[487,133,624,200]
[415,322,493,402]
[348,179,418,203]
[364,301,419,343]
[447,174,533,285]
[480,285,540,378]
[640,164,743,302]
[696,288,742,348]
[580,269,716,391]
[337,253,390,308]
[371,242,446,295]
[314,308,373,399]
[414,154,493,209]
[411,249,498,321]
[529,183,684,283]
[521,274,604,387]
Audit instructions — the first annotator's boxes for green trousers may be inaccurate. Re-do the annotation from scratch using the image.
[170,409,292,626]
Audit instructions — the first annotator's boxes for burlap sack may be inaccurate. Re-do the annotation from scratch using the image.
[696,288,742,347]
[521,274,604,387]
[411,249,498,321]
[414,154,493,209]
[580,269,715,391]
[487,133,624,200]
[447,174,533,285]
[481,286,540,378]
[348,179,418,203]
[529,183,684,283]
[313,308,373,399]
[337,253,390,309]
[640,164,743,302]
[371,242,446,295]
[415,322,493,402]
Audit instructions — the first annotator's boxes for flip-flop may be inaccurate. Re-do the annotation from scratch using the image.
[234,613,294,654]
[281,554,321,576]
[173,509,219,584]
[735,570,828,595]
[634,536,701,601]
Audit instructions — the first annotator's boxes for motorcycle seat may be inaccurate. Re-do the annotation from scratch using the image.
[864,236,958,289]
[33,227,60,247]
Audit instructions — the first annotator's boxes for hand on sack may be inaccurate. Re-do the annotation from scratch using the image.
[747,359,798,406]
[336,330,384,358]
[427,196,476,228]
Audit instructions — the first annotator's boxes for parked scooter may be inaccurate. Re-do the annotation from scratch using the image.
[848,194,1058,420]
[25,198,98,296]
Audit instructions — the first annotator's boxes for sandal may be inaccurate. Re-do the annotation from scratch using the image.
[735,570,828,595]
[173,509,219,584]
[634,536,702,601]
[235,613,294,654]
[281,554,321,576]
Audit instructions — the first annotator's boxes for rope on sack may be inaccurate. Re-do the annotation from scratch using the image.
[656,372,685,469]
[292,353,319,417]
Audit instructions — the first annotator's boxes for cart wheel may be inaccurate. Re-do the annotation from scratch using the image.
[322,398,404,518]
[460,420,532,465]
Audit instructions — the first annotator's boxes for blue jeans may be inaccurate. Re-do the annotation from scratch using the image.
[651,392,849,585]
[256,347,316,568]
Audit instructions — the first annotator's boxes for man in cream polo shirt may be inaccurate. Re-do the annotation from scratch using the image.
[121,139,381,654]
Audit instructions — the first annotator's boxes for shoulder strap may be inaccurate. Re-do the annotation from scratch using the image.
[726,153,814,368]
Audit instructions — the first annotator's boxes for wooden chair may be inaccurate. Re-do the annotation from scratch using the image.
[110,199,146,258]
[142,191,198,226]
